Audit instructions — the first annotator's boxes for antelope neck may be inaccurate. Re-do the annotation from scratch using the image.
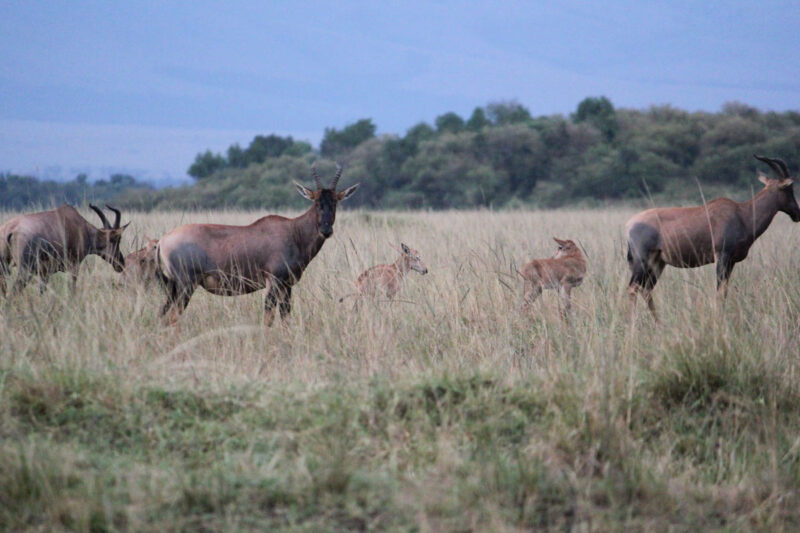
[293,203,327,258]
[740,187,780,240]
[393,255,410,275]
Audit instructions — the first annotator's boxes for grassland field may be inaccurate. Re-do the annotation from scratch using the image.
[2,206,800,532]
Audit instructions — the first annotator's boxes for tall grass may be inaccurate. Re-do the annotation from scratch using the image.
[2,207,800,531]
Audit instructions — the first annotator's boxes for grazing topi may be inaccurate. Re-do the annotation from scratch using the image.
[519,237,587,318]
[0,204,128,294]
[625,154,800,319]
[156,163,358,326]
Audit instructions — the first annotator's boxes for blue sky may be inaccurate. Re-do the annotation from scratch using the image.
[1,1,798,183]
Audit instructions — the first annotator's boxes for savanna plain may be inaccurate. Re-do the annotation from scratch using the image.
[2,207,800,532]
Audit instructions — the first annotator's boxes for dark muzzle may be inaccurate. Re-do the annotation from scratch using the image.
[111,253,126,272]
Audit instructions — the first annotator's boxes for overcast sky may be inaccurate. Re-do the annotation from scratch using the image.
[1,1,798,183]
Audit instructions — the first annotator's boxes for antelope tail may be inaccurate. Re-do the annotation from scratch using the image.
[154,242,171,286]
[626,239,656,289]
[0,229,12,267]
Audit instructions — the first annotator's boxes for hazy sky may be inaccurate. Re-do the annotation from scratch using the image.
[1,1,798,183]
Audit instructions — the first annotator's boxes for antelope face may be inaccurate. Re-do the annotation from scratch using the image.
[778,180,800,222]
[553,238,579,258]
[99,228,126,272]
[316,189,338,238]
[402,243,428,275]
[755,155,800,222]
[89,204,129,271]
[294,164,359,239]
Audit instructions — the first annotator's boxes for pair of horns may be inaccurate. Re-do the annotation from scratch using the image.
[754,154,791,179]
[311,162,343,189]
[89,204,122,229]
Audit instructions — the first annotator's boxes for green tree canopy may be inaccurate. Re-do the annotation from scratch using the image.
[486,101,532,125]
[466,107,490,131]
[320,119,377,158]
[574,96,618,141]
[435,112,465,134]
[188,150,227,180]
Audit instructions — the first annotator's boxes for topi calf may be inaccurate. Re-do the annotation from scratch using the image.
[519,237,587,318]
[121,236,159,286]
[344,243,428,309]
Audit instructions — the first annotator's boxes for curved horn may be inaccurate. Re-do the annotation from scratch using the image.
[311,164,322,189]
[754,154,790,179]
[89,204,111,229]
[105,204,122,229]
[774,158,791,178]
[331,162,343,190]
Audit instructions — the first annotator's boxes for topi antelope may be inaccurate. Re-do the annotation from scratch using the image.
[343,243,428,308]
[626,154,800,319]
[157,163,358,326]
[0,204,129,294]
[121,236,159,286]
[519,237,587,318]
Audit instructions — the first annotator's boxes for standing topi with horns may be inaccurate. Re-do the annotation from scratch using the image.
[156,163,359,326]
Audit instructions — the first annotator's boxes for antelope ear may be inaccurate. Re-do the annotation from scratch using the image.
[294,181,315,201]
[401,243,410,254]
[107,226,126,238]
[553,237,566,246]
[337,183,360,201]
[779,178,794,189]
[758,172,770,186]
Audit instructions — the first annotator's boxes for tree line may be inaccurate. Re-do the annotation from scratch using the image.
[0,173,152,210]
[4,97,800,210]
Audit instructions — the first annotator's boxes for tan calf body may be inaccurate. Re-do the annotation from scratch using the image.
[350,243,427,306]
[121,236,159,286]
[520,238,586,317]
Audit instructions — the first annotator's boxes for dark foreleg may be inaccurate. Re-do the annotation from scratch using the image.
[10,266,32,295]
[627,251,663,321]
[263,283,279,327]
[37,273,50,294]
[715,255,735,299]
[160,278,194,326]
[67,264,80,293]
[264,280,293,327]
[278,285,292,319]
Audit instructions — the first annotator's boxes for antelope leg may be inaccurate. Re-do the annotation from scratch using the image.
[559,285,572,320]
[522,281,542,311]
[715,255,735,299]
